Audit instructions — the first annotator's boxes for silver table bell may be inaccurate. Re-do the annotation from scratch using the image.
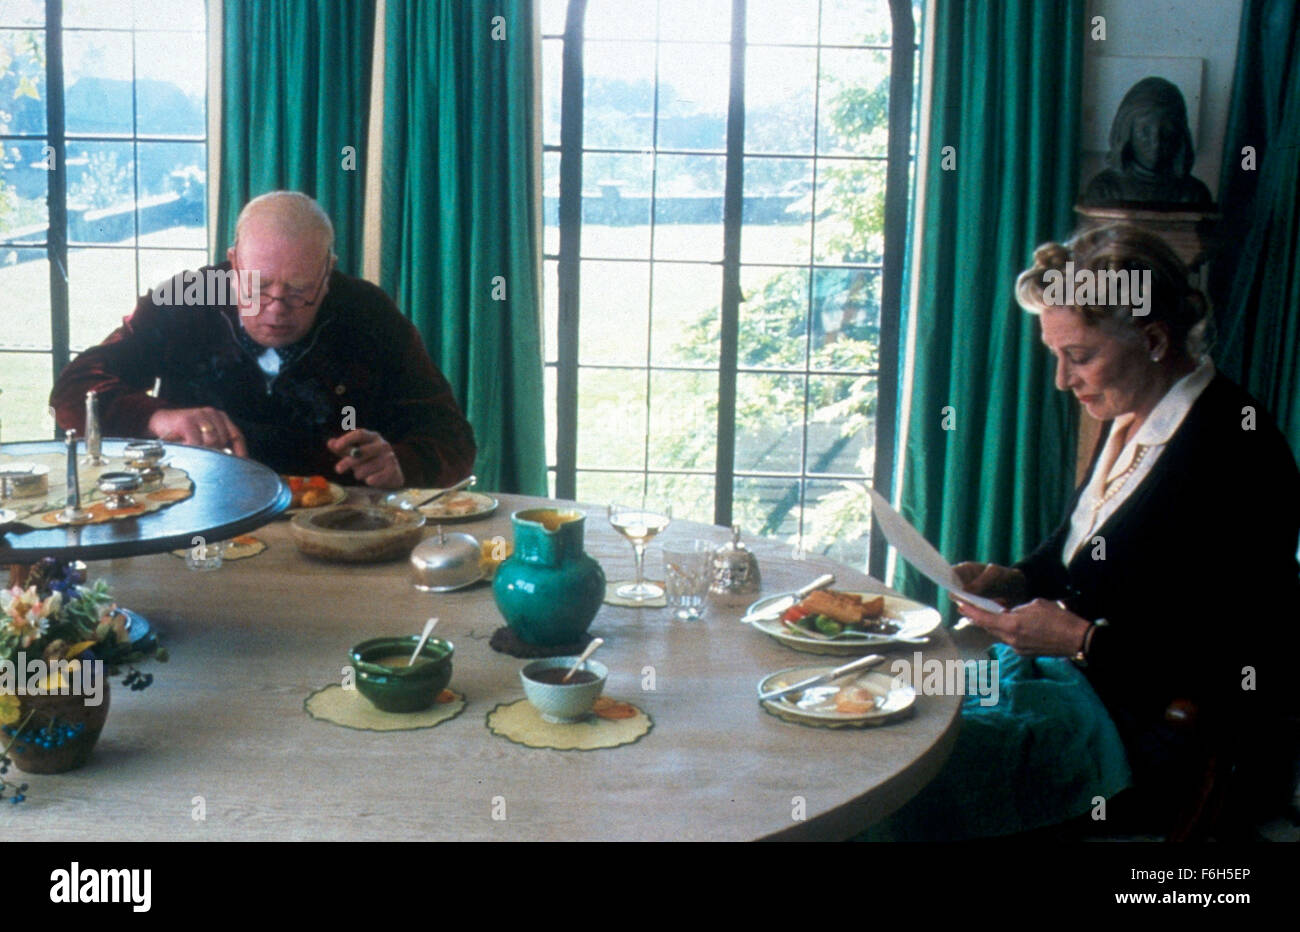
[708,524,762,608]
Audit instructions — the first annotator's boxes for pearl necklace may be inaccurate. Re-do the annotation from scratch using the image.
[1092,444,1149,514]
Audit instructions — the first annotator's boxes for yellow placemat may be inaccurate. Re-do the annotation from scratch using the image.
[486,697,652,751]
[603,580,667,608]
[170,535,267,561]
[0,451,193,528]
[304,684,465,732]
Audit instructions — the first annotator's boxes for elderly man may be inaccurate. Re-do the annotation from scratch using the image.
[50,191,475,488]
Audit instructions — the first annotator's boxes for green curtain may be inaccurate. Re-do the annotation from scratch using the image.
[378,0,547,495]
[1210,0,1300,462]
[895,0,1083,606]
[215,0,375,275]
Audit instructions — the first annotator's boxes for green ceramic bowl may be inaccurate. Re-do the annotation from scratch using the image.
[520,657,609,723]
[350,636,454,713]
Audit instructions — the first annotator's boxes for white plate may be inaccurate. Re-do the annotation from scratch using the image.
[384,488,499,522]
[757,666,915,728]
[744,591,941,654]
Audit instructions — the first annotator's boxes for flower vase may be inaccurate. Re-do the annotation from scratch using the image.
[4,682,111,774]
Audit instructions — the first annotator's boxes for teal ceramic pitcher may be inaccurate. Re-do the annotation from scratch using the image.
[492,508,606,646]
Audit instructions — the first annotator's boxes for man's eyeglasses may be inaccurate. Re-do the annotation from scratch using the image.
[235,258,332,310]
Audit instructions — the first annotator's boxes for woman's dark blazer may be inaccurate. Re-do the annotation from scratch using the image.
[1014,372,1300,795]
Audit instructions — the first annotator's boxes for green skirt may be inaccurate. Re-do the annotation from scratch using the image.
[859,644,1132,841]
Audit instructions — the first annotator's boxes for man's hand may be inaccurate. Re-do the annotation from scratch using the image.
[952,561,1029,608]
[148,407,248,456]
[328,429,404,489]
[951,595,1091,657]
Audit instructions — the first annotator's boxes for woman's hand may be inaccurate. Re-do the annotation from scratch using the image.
[952,561,1029,608]
[951,596,1092,658]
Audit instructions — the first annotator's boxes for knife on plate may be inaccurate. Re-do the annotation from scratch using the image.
[758,654,887,703]
[739,573,836,625]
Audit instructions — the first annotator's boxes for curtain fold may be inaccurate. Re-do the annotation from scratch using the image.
[378,0,547,495]
[215,0,375,274]
[1209,0,1300,462]
[895,0,1083,605]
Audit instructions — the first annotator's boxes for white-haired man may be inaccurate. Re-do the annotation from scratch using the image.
[51,191,475,488]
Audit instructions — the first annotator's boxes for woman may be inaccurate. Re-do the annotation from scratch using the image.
[871,224,1299,840]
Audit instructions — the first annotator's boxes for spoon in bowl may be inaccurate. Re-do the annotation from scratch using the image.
[408,617,439,667]
[562,637,604,683]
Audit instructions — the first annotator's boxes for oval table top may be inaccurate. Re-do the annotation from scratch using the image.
[9,491,962,841]
[0,439,290,563]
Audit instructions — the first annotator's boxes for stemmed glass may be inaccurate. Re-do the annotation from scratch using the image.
[607,502,672,602]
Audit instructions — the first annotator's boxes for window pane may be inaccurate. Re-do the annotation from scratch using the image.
[542,38,562,148]
[64,0,130,29]
[810,267,880,360]
[0,247,50,349]
[821,0,891,45]
[543,259,558,363]
[806,374,875,475]
[818,48,891,158]
[741,156,811,264]
[577,366,646,470]
[137,248,205,299]
[0,28,46,134]
[657,0,729,41]
[68,246,136,350]
[647,368,717,470]
[813,158,885,265]
[579,259,648,366]
[656,42,729,152]
[0,351,54,441]
[132,0,203,29]
[66,140,137,244]
[646,472,714,526]
[64,30,134,135]
[802,478,872,568]
[136,140,206,248]
[544,364,557,469]
[738,266,808,369]
[744,47,816,154]
[0,2,43,27]
[583,40,654,149]
[539,0,567,36]
[585,2,656,41]
[733,475,800,539]
[135,32,206,137]
[574,470,649,509]
[650,262,720,366]
[735,371,805,473]
[581,152,652,258]
[0,140,51,238]
[747,0,818,45]
[652,153,723,260]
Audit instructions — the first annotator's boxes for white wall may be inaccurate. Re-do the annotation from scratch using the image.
[1081,0,1242,201]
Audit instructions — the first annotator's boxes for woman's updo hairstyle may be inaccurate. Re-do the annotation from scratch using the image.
[1015,223,1211,360]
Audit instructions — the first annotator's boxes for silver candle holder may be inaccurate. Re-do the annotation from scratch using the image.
[57,429,92,525]
[82,390,107,466]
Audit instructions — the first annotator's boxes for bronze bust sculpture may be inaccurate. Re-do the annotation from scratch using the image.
[1081,76,1213,208]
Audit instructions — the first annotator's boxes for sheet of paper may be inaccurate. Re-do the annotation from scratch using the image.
[866,487,1005,614]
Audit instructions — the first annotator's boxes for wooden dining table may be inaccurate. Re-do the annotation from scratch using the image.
[5,489,963,841]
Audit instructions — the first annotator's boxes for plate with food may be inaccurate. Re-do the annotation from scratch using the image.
[384,487,499,522]
[757,666,915,728]
[282,475,346,514]
[743,588,940,654]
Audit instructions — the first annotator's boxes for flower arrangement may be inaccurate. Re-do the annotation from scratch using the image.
[0,559,166,801]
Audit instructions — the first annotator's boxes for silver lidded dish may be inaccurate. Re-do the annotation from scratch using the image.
[123,440,166,487]
[410,527,484,592]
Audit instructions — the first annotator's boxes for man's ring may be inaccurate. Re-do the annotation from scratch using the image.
[348,444,362,459]
[200,425,213,435]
